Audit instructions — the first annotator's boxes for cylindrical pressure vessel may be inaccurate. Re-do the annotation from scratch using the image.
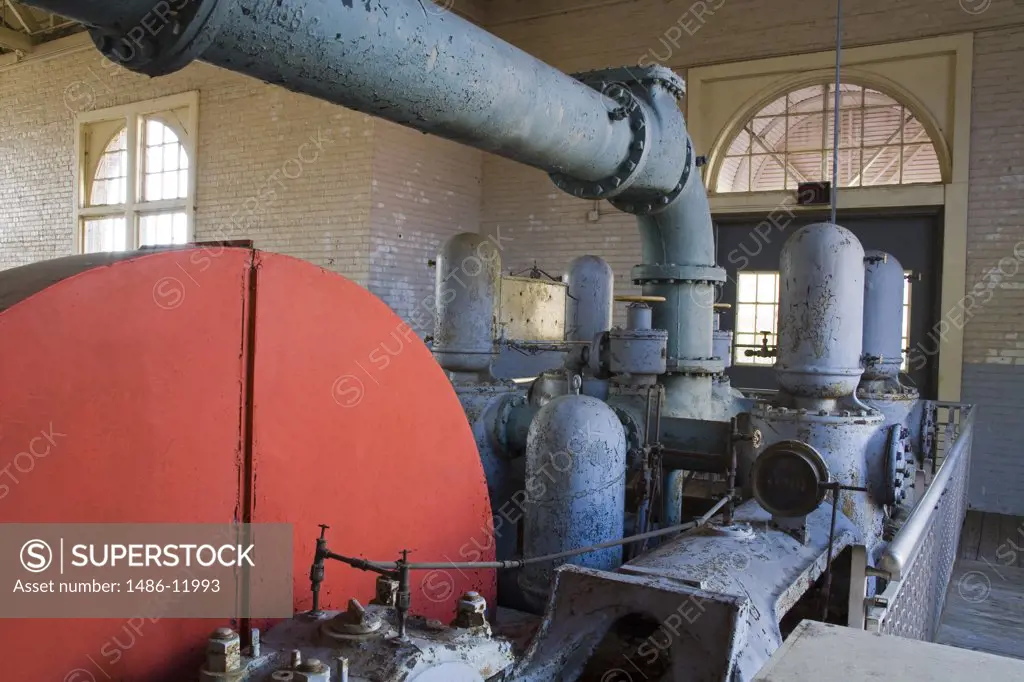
[862,250,905,382]
[433,233,501,373]
[519,394,626,611]
[565,255,614,343]
[776,223,866,401]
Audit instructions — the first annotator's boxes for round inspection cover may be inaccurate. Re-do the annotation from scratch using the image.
[751,440,830,517]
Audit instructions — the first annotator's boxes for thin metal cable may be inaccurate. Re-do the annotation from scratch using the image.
[830,0,843,224]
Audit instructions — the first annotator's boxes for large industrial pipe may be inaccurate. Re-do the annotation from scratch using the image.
[636,175,726,417]
[43,0,633,183]
[33,0,723,414]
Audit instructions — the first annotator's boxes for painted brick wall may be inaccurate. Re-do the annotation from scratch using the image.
[368,123,483,335]
[961,26,1024,514]
[0,48,378,282]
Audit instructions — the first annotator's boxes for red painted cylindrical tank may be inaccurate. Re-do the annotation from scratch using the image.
[0,246,495,680]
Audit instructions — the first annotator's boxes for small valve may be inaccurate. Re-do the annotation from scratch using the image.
[744,331,776,358]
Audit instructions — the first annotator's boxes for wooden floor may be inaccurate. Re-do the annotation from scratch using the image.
[936,510,1024,660]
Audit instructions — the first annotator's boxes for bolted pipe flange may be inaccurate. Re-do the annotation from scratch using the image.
[88,0,226,77]
[549,65,687,204]
[609,138,693,216]
[549,85,649,201]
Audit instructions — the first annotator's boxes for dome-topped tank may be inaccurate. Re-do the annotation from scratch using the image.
[776,223,866,401]
[565,255,614,343]
[862,249,906,382]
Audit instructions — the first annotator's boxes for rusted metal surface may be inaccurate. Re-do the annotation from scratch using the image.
[499,276,567,343]
[511,501,856,682]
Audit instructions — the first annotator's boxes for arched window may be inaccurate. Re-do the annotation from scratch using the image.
[714,83,942,193]
[77,95,197,254]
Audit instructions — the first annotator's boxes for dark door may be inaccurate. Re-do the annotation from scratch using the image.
[715,209,942,397]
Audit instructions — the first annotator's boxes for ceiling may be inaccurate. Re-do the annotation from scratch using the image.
[0,2,79,55]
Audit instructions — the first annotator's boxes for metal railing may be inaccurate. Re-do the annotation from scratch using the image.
[865,401,974,640]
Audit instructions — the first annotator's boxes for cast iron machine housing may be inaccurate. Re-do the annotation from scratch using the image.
[18,0,975,680]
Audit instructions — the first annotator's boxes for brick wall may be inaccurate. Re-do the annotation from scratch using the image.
[368,123,482,334]
[0,49,381,281]
[961,26,1024,514]
[0,34,482,297]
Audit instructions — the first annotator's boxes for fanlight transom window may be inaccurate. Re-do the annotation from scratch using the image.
[715,83,942,193]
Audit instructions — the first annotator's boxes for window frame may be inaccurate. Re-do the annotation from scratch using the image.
[733,270,781,367]
[73,91,199,254]
[712,82,943,194]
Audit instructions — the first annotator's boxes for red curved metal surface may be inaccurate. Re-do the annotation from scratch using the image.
[0,247,494,680]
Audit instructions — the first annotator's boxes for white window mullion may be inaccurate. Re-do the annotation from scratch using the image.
[125,112,141,249]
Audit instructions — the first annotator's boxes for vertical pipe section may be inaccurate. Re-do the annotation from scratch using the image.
[862,250,905,384]
[196,0,633,181]
[433,233,500,375]
[635,165,724,418]
[565,256,614,343]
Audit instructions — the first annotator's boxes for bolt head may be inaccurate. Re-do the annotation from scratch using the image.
[299,659,327,673]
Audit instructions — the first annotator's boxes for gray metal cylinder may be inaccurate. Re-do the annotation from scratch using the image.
[776,223,866,402]
[862,250,905,382]
[433,233,500,374]
[185,0,633,182]
[565,256,614,343]
[519,394,627,610]
[609,305,667,380]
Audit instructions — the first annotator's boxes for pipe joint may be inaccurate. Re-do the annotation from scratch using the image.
[87,0,228,77]
[549,66,690,213]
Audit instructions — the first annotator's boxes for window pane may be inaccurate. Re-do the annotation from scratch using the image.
[737,273,758,302]
[89,128,128,207]
[140,211,189,247]
[142,118,189,201]
[83,217,127,253]
[756,273,778,302]
[735,272,781,366]
[713,82,942,193]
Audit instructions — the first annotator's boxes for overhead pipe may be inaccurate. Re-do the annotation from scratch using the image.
[29,0,724,410]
